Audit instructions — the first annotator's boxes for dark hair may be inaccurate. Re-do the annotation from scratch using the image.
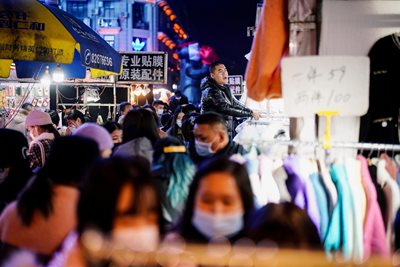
[39,124,60,138]
[153,137,195,223]
[194,112,227,131]
[0,129,32,211]
[77,156,163,235]
[17,136,100,226]
[66,109,85,124]
[45,110,60,126]
[174,90,182,97]
[153,100,165,107]
[119,101,131,114]
[142,104,156,113]
[167,106,184,138]
[181,112,199,144]
[102,121,121,134]
[123,108,159,144]
[209,61,224,73]
[246,202,322,250]
[182,104,196,114]
[178,157,254,239]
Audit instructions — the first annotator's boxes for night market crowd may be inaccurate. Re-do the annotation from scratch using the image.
[0,63,394,266]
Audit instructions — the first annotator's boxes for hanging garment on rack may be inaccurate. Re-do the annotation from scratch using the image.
[245,0,288,100]
[272,166,292,202]
[259,155,281,205]
[244,147,266,207]
[358,155,389,259]
[309,170,329,241]
[344,157,366,262]
[381,153,399,180]
[326,163,354,261]
[317,157,338,217]
[284,155,320,233]
[377,159,400,249]
[369,164,388,227]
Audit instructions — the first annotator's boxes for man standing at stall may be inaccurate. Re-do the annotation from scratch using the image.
[200,61,260,138]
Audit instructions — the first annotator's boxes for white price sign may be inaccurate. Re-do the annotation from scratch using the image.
[281,56,369,117]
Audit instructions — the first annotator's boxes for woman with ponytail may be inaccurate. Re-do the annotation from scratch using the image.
[0,136,99,263]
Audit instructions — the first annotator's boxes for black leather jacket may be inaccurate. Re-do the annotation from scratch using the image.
[200,77,253,134]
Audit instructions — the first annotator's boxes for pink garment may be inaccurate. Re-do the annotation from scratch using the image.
[358,155,389,258]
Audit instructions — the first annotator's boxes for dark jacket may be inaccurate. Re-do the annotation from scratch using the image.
[189,140,247,165]
[200,77,253,135]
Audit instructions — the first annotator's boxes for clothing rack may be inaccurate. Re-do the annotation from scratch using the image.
[251,139,400,152]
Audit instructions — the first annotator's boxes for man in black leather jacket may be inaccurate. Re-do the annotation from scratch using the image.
[200,61,260,138]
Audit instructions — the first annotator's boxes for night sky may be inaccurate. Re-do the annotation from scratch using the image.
[167,0,261,76]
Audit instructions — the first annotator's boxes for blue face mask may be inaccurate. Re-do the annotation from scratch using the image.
[176,119,182,128]
[192,209,244,239]
[195,140,215,157]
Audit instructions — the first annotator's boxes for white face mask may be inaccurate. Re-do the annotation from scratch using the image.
[156,109,164,116]
[195,140,215,157]
[176,120,182,128]
[112,226,159,252]
[192,209,244,239]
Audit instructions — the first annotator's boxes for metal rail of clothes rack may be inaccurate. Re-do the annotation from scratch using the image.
[255,140,400,152]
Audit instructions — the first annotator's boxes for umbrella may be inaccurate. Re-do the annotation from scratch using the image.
[0,0,122,79]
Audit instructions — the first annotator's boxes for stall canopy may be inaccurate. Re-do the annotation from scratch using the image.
[0,0,122,79]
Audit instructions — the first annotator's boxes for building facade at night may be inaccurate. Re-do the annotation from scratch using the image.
[59,0,159,53]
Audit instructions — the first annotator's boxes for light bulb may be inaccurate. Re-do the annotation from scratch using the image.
[41,66,51,86]
[52,64,64,82]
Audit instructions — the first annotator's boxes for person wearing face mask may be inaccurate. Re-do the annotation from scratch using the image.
[153,100,166,118]
[175,157,254,244]
[65,110,85,136]
[60,156,163,267]
[190,112,247,165]
[166,106,187,144]
[25,110,60,170]
[201,61,260,139]
[169,90,189,113]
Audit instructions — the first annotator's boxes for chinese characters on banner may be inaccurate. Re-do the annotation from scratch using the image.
[118,52,168,84]
[227,75,243,95]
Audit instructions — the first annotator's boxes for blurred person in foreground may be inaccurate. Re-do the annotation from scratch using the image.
[246,202,322,250]
[62,156,163,267]
[0,129,32,213]
[175,157,254,244]
[0,136,99,265]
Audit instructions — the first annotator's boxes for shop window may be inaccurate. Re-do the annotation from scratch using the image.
[132,2,149,30]
[104,35,115,48]
[66,1,88,19]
